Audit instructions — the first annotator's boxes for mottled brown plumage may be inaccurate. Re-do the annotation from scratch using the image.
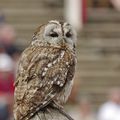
[14,20,77,120]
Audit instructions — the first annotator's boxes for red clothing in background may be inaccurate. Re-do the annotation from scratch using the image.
[0,72,14,94]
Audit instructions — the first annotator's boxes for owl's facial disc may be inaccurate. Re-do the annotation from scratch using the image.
[43,21,77,49]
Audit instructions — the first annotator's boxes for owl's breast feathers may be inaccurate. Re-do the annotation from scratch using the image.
[14,44,76,120]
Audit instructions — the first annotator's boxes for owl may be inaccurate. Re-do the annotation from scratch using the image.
[14,20,77,120]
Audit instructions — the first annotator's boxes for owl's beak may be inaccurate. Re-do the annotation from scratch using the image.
[63,38,66,43]
[61,38,66,46]
[62,38,66,45]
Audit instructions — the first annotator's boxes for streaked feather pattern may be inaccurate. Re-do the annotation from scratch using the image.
[14,20,76,120]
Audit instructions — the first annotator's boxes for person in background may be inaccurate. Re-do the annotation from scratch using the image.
[0,52,14,120]
[0,10,5,24]
[0,24,19,58]
[97,88,120,120]
[110,0,120,11]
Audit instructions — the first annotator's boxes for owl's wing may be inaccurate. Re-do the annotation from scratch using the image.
[14,46,75,120]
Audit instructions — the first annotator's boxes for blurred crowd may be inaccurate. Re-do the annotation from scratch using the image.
[0,12,20,120]
[68,87,120,120]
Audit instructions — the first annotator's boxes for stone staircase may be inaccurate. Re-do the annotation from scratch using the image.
[1,0,120,109]
[78,8,120,108]
[0,0,63,46]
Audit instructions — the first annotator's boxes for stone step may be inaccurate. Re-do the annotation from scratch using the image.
[79,90,107,101]
[0,0,62,6]
[77,71,120,77]
[7,16,63,24]
[0,0,40,2]
[0,4,43,9]
[80,86,120,95]
[83,23,120,32]
[81,23,120,38]
[80,78,120,84]
[78,38,120,47]
[3,8,62,16]
[78,64,120,70]
[88,8,120,23]
[0,0,44,8]
[78,54,120,60]
[81,32,120,39]
[79,87,120,95]
[5,9,63,28]
[80,79,120,86]
[79,89,120,107]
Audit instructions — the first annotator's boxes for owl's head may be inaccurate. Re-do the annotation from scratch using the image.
[32,20,77,50]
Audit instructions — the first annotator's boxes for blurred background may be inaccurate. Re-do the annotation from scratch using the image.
[0,0,120,120]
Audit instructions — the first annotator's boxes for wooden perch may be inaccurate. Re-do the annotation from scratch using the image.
[30,106,74,120]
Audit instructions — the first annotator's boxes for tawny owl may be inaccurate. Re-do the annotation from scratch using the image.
[14,20,77,120]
